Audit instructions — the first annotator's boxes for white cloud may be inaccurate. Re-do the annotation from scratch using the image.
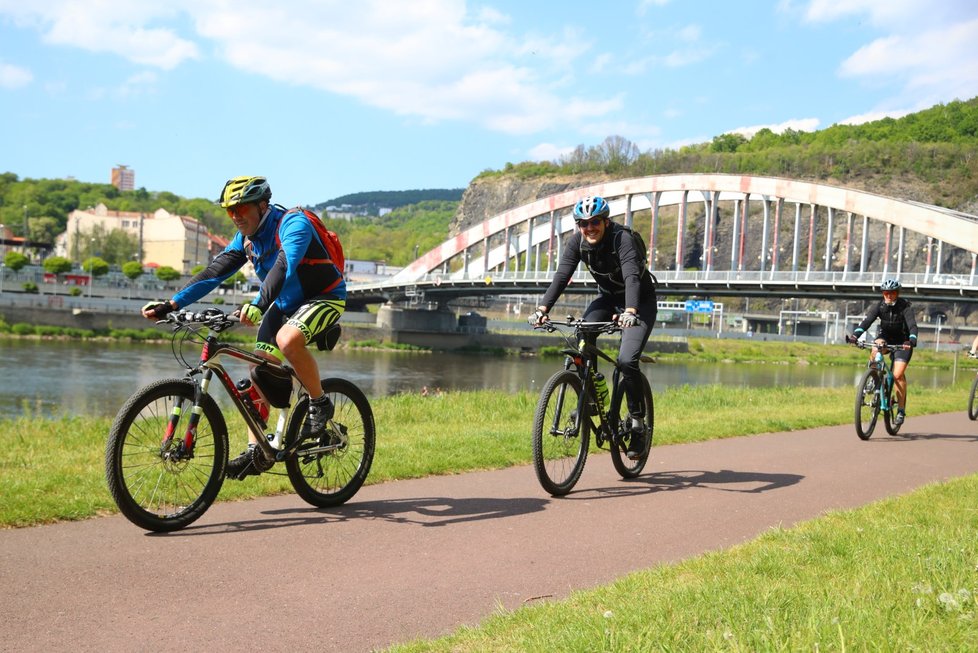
[183,1,611,135]
[802,2,978,107]
[0,2,199,69]
[636,0,671,16]
[527,142,576,161]
[0,1,621,135]
[838,109,913,125]
[0,60,32,88]
[730,118,821,138]
[840,19,978,103]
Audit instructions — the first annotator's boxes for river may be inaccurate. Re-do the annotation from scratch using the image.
[0,339,959,419]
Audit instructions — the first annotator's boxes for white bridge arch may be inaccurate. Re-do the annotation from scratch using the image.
[350,174,978,304]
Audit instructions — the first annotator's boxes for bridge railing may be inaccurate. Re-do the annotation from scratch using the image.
[392,268,977,290]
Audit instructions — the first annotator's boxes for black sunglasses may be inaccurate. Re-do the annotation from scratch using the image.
[576,217,604,228]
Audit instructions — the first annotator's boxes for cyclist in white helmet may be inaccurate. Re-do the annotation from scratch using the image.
[847,279,919,426]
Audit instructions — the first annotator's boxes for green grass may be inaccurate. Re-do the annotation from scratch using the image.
[0,380,971,528]
[389,474,978,652]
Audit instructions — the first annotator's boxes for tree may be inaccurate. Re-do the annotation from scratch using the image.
[28,216,61,244]
[711,132,748,153]
[121,261,144,281]
[82,256,109,278]
[155,266,181,282]
[4,251,28,272]
[42,256,73,276]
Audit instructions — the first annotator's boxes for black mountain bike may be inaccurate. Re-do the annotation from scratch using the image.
[530,317,654,495]
[105,309,375,532]
[850,339,911,440]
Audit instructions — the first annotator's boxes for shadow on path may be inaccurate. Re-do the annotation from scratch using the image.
[158,496,550,537]
[566,468,804,500]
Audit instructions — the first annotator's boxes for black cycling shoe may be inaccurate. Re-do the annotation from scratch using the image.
[226,444,261,480]
[301,396,335,439]
[626,416,647,460]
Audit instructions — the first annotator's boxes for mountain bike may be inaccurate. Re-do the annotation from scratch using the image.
[849,339,911,440]
[105,308,375,532]
[530,317,654,495]
[967,351,978,421]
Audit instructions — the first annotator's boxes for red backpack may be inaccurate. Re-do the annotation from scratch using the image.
[277,207,346,277]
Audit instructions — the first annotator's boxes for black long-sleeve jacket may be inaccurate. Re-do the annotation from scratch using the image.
[540,223,656,311]
[855,297,919,344]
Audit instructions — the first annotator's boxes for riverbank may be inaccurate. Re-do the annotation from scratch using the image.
[1,381,970,528]
[1,317,970,369]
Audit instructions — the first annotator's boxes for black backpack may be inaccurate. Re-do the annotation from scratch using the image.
[580,224,654,288]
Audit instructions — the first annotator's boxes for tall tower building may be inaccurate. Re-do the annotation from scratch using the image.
[111,165,135,191]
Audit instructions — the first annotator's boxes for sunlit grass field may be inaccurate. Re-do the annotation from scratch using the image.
[3,340,976,651]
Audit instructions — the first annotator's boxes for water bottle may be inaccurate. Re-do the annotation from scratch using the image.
[592,372,609,411]
[236,378,269,422]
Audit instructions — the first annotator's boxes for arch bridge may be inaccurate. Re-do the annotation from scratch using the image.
[347,174,978,306]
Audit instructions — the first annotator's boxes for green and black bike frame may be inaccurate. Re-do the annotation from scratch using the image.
[560,334,625,448]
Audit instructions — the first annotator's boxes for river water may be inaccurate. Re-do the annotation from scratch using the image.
[0,339,958,419]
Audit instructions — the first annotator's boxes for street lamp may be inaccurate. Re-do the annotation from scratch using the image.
[88,238,95,298]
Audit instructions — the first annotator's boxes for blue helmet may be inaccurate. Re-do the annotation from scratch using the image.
[880,279,901,291]
[573,196,610,222]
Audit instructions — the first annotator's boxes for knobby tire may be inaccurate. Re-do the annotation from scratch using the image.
[854,369,880,440]
[285,378,375,507]
[968,374,978,421]
[532,370,589,496]
[609,373,654,478]
[882,377,903,436]
[105,378,228,532]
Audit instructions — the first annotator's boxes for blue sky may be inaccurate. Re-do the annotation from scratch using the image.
[1,1,976,207]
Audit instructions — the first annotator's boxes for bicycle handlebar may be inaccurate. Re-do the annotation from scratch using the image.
[849,339,912,351]
[159,308,238,332]
[532,316,622,335]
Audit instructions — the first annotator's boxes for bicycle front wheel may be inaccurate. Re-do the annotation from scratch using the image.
[609,373,654,478]
[854,369,880,440]
[968,374,978,421]
[285,378,375,508]
[532,370,590,496]
[105,379,228,532]
[882,378,903,435]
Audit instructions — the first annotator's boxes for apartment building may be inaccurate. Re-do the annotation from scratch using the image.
[59,204,230,274]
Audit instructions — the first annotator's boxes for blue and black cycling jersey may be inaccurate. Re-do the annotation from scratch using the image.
[172,204,346,315]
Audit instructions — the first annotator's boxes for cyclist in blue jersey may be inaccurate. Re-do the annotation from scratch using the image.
[141,176,346,478]
[847,279,918,426]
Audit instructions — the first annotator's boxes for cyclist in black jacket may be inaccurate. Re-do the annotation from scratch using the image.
[529,196,657,459]
[850,279,919,426]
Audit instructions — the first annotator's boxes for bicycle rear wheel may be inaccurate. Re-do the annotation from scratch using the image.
[854,369,880,440]
[968,374,978,421]
[285,378,375,508]
[532,370,590,496]
[105,379,228,532]
[609,373,654,478]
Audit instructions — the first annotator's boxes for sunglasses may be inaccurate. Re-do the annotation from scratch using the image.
[576,217,604,229]
[226,204,252,218]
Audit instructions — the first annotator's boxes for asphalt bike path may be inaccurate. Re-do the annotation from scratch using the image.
[2,411,977,652]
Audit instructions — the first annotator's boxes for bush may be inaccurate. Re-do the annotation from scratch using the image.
[11,323,35,335]
[212,297,225,305]
[69,287,82,297]
[22,282,39,294]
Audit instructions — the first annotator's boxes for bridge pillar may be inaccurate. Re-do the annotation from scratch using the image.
[377,304,457,334]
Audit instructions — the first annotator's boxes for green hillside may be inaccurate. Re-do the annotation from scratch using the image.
[2,96,975,267]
